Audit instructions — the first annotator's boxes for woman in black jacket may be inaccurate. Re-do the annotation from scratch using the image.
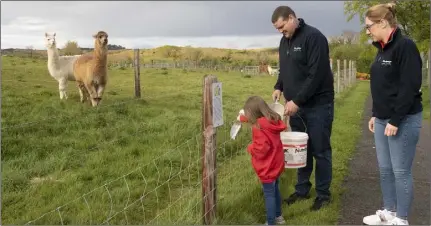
[362,3,423,226]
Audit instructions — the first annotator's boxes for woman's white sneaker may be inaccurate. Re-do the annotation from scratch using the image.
[363,209,396,225]
[388,217,408,225]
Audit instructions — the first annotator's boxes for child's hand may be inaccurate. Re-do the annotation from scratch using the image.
[236,109,245,121]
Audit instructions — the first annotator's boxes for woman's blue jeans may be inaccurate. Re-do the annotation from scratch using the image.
[374,111,422,219]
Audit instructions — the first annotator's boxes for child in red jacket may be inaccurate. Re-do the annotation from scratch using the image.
[238,96,287,225]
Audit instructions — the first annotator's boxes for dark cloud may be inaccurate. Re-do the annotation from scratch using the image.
[1,1,360,49]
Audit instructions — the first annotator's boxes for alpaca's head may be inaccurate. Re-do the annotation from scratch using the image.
[93,31,108,49]
[45,32,56,49]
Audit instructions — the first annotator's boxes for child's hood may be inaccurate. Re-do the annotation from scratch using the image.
[257,117,286,133]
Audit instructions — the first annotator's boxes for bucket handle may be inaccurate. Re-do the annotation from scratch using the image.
[280,100,308,134]
[295,114,307,134]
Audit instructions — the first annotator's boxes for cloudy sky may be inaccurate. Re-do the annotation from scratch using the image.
[1,1,360,50]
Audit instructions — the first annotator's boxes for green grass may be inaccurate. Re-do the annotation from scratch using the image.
[1,56,369,225]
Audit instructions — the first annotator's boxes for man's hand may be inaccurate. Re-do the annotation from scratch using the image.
[272,90,281,102]
[284,100,299,116]
[368,117,375,133]
[384,123,398,136]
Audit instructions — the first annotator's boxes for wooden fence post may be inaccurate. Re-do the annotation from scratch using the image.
[134,49,141,98]
[202,75,223,225]
[349,60,353,86]
[330,58,333,71]
[337,59,341,93]
[354,61,357,84]
[351,60,354,85]
[348,60,350,86]
[330,58,334,92]
[343,59,347,89]
[427,59,430,88]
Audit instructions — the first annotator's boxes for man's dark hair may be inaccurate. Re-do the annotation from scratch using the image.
[271,6,296,23]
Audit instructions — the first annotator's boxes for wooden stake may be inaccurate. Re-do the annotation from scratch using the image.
[337,59,341,93]
[202,75,218,225]
[134,49,141,98]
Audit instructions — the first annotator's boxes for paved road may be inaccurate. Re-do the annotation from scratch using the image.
[338,95,430,225]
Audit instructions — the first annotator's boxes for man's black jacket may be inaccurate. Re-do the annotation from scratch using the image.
[274,18,334,108]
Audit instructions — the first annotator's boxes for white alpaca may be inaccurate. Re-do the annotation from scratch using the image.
[267,65,279,76]
[45,32,81,99]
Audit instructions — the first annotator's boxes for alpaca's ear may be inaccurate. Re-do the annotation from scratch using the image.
[53,33,56,37]
[45,32,48,37]
[93,34,97,39]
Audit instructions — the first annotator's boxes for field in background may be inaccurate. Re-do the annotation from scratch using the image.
[2,55,367,224]
[2,45,279,68]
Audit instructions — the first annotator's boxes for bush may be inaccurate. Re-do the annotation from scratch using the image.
[356,44,377,73]
[330,44,363,61]
[329,43,377,73]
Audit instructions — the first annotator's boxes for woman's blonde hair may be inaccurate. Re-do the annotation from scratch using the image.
[365,2,397,27]
[243,96,281,126]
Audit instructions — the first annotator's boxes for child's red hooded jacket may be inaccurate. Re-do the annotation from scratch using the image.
[240,115,287,183]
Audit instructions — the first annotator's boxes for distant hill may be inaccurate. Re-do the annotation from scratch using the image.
[1,45,280,67]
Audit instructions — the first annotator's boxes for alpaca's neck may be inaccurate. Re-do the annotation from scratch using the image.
[94,46,108,63]
[47,47,60,67]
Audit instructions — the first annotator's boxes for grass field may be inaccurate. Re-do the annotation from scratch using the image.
[1,56,368,225]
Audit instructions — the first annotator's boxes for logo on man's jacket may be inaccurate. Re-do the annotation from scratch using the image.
[293,46,302,52]
[381,60,392,66]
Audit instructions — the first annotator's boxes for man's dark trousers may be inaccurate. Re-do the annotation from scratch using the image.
[288,102,334,199]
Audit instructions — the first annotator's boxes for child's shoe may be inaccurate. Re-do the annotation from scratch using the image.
[264,216,286,225]
[276,216,286,224]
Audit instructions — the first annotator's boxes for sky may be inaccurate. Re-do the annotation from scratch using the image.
[1,1,361,50]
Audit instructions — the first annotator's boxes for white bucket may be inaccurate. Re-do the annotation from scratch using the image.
[280,131,309,168]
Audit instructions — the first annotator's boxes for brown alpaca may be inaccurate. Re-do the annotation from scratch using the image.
[73,31,109,107]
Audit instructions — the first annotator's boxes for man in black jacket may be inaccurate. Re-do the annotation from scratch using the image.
[271,5,335,211]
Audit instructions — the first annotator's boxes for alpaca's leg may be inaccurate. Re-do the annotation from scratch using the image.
[84,83,99,107]
[59,78,68,99]
[77,82,88,103]
[97,85,105,98]
[58,80,64,100]
[58,81,64,99]
[95,85,105,105]
[77,82,83,102]
[85,83,97,99]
